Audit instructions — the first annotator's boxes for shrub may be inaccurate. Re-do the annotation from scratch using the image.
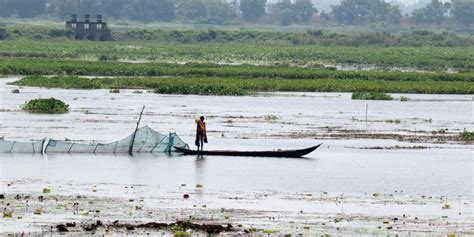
[352,92,393,100]
[22,98,69,114]
[0,28,7,40]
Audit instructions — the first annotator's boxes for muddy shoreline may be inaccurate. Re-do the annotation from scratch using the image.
[1,179,473,236]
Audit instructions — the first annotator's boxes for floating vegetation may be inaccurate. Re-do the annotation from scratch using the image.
[153,84,246,96]
[400,96,409,101]
[356,145,430,150]
[33,208,43,215]
[385,119,401,124]
[442,203,451,209]
[352,92,393,100]
[173,231,191,237]
[264,114,279,121]
[460,131,474,142]
[262,229,277,234]
[1,31,474,70]
[12,76,474,95]
[3,211,13,218]
[3,58,474,82]
[22,98,69,114]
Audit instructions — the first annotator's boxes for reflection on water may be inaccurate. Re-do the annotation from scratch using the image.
[1,144,471,197]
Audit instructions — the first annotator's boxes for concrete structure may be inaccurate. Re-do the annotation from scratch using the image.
[66,14,113,41]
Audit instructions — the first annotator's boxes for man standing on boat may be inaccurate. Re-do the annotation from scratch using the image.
[195,116,208,151]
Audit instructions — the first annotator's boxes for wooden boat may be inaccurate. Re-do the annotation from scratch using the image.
[174,143,322,158]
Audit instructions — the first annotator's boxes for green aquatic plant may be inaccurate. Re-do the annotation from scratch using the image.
[400,96,409,101]
[1,26,474,71]
[3,58,474,82]
[22,98,69,114]
[264,114,279,121]
[352,92,393,100]
[173,231,191,237]
[386,119,401,124]
[12,76,474,95]
[460,131,474,142]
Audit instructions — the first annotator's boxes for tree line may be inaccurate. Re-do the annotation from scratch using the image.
[0,0,472,28]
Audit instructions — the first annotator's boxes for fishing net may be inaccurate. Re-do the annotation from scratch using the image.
[0,139,45,153]
[1,126,189,154]
[45,126,189,153]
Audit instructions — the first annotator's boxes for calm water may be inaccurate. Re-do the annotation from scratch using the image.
[0,78,473,197]
[1,140,472,197]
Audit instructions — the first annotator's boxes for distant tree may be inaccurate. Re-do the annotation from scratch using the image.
[451,0,474,28]
[240,0,266,23]
[320,10,332,23]
[386,4,402,25]
[98,0,129,19]
[4,0,47,18]
[268,0,317,26]
[203,0,236,25]
[123,0,175,22]
[292,0,317,24]
[55,0,99,20]
[176,0,207,22]
[331,0,401,26]
[229,0,239,14]
[269,0,293,26]
[0,0,7,17]
[411,0,450,25]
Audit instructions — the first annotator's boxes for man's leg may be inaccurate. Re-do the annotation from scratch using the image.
[195,133,200,151]
[200,136,204,151]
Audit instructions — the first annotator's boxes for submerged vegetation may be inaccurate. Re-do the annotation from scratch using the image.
[22,98,69,114]
[12,76,474,96]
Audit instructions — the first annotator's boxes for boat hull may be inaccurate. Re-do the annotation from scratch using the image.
[174,144,322,158]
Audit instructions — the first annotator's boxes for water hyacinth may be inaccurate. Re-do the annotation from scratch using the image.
[22,98,69,114]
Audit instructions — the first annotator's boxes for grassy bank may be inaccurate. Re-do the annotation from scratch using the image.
[2,24,474,47]
[11,76,474,95]
[1,59,473,82]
